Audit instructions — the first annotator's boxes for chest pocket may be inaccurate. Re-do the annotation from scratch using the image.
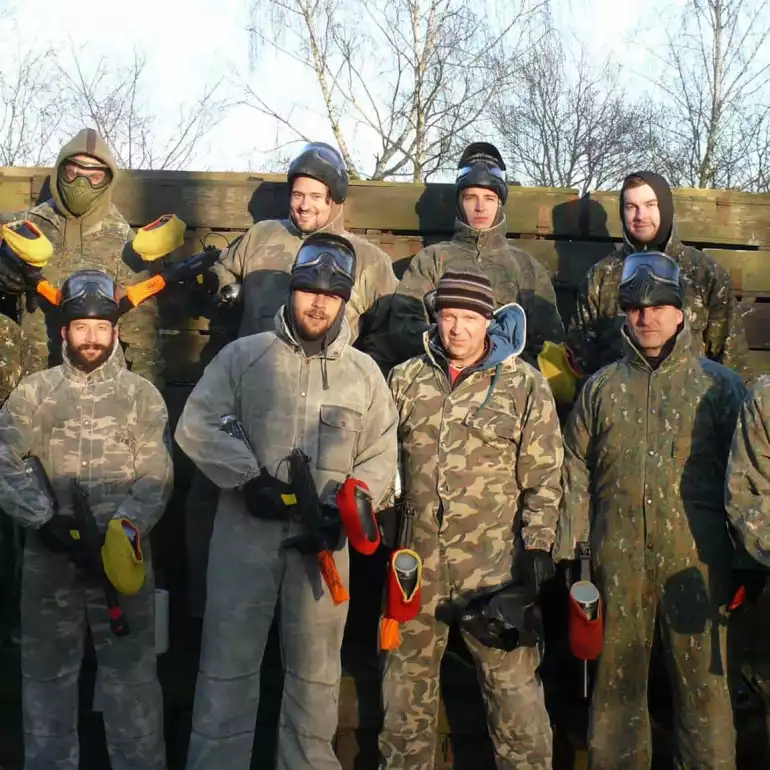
[316,405,364,473]
[462,408,521,462]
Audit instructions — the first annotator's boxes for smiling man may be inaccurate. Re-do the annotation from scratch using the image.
[388,142,564,368]
[177,233,397,770]
[567,171,752,381]
[555,252,745,769]
[380,268,562,770]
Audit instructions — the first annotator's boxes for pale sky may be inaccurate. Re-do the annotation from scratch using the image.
[0,0,683,172]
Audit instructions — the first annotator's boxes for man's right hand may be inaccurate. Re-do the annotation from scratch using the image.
[36,515,84,557]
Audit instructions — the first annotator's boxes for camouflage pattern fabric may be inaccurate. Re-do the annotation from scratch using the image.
[726,374,770,569]
[211,211,398,343]
[379,304,561,769]
[7,199,163,388]
[388,217,564,367]
[5,129,164,388]
[175,309,398,770]
[566,220,752,382]
[0,313,22,403]
[0,341,174,770]
[554,323,746,769]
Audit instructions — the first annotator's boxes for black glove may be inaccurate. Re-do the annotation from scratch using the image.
[514,548,555,597]
[242,468,296,520]
[36,515,84,557]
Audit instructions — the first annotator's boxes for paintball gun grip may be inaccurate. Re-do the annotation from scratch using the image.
[125,275,168,308]
[317,550,349,605]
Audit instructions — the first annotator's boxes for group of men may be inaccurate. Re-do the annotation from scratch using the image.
[0,126,767,770]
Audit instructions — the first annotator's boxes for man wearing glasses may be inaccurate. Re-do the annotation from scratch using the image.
[5,128,163,387]
[388,142,564,367]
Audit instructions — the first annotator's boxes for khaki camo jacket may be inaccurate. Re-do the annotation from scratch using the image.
[566,221,752,382]
[726,374,770,569]
[210,210,398,342]
[388,216,564,367]
[554,324,747,585]
[388,303,564,591]
[6,130,163,387]
[0,341,173,539]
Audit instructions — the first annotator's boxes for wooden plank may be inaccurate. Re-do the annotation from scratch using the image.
[3,166,767,245]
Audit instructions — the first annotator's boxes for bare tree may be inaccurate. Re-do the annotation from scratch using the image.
[492,34,656,194]
[0,48,64,166]
[246,0,548,181]
[651,0,770,189]
[58,48,229,170]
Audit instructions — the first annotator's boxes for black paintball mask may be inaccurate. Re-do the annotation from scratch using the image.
[618,251,683,312]
[290,232,356,302]
[455,142,508,228]
[60,269,120,325]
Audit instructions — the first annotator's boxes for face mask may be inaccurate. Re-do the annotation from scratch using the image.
[57,176,107,217]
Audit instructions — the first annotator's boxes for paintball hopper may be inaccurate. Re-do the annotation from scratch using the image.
[102,518,145,595]
[568,580,603,661]
[538,341,583,406]
[0,220,60,305]
[133,214,187,261]
[380,548,422,650]
[2,220,53,268]
[336,477,380,555]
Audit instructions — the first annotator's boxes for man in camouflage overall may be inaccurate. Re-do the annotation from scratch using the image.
[379,268,563,770]
[184,142,399,618]
[0,270,173,769]
[555,252,745,769]
[7,128,163,387]
[388,142,564,368]
[567,170,752,382]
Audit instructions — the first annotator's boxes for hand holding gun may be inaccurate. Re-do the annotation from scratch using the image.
[282,448,349,606]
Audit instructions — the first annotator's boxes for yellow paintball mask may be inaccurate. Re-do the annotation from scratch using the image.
[102,518,145,595]
[133,214,187,262]
[2,220,54,268]
[537,341,583,406]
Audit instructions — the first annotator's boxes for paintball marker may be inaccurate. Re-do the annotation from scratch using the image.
[282,448,349,606]
[568,541,603,698]
[0,220,60,308]
[70,479,130,637]
[379,470,422,651]
[124,213,224,311]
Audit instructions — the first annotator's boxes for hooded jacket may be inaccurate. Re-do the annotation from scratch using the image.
[388,304,564,590]
[554,323,747,582]
[209,207,398,343]
[175,306,398,509]
[388,216,565,368]
[7,129,163,387]
[566,175,752,382]
[0,338,173,536]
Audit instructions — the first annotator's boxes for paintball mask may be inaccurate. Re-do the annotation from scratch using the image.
[60,269,120,324]
[456,142,508,204]
[290,232,357,302]
[57,156,112,217]
[618,251,683,312]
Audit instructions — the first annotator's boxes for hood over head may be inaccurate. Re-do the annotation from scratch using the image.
[620,170,674,252]
[50,128,119,248]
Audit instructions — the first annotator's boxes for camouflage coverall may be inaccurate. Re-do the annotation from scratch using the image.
[0,314,22,403]
[0,340,174,770]
[380,304,563,770]
[566,220,752,382]
[175,308,398,770]
[555,323,746,770]
[7,128,163,387]
[388,216,564,367]
[210,210,398,342]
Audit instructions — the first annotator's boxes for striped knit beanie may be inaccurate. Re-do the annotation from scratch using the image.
[434,269,495,318]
